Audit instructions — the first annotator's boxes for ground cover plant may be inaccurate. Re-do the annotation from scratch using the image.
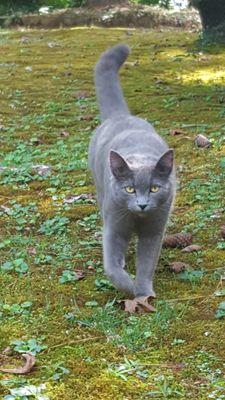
[0,27,225,399]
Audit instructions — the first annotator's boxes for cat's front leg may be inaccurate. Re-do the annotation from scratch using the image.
[135,233,164,298]
[103,223,135,298]
[134,219,166,298]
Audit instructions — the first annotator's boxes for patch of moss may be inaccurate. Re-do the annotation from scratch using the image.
[0,27,225,400]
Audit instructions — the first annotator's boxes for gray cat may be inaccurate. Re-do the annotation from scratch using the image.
[88,44,175,299]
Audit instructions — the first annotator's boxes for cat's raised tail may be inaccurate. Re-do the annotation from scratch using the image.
[95,44,131,122]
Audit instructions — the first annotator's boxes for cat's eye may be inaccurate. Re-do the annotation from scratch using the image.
[150,185,159,193]
[125,186,135,194]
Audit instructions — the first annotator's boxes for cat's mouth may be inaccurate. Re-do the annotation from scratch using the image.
[132,209,150,217]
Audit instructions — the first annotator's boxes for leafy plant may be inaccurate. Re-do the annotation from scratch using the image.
[59,269,82,284]
[178,269,204,283]
[4,384,49,400]
[1,258,29,274]
[11,338,47,355]
[108,357,148,381]
[0,301,32,319]
[39,216,70,235]
[52,363,70,381]
[94,278,114,291]
[215,301,225,319]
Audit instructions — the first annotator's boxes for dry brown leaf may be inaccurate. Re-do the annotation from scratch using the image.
[194,134,211,148]
[168,262,189,273]
[119,296,156,314]
[74,270,85,280]
[27,247,37,255]
[0,353,36,374]
[181,244,202,253]
[2,347,13,356]
[221,225,225,239]
[60,130,70,137]
[20,36,29,43]
[170,129,184,136]
[79,114,94,121]
[30,137,44,146]
[73,90,90,99]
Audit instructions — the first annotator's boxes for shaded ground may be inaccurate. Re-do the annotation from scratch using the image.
[0,4,200,30]
[0,28,225,399]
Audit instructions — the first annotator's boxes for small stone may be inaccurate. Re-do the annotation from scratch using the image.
[169,262,189,273]
[25,66,32,72]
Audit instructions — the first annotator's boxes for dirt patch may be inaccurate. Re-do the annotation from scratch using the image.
[2,4,201,30]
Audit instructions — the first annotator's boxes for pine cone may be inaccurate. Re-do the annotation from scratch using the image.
[169,262,189,273]
[163,233,192,249]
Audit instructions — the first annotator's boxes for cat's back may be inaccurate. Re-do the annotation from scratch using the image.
[88,114,167,171]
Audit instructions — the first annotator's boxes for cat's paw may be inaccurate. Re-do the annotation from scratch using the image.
[134,283,156,299]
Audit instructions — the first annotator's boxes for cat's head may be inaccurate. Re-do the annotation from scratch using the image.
[109,149,174,215]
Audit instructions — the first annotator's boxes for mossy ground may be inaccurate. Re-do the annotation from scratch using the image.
[0,27,225,399]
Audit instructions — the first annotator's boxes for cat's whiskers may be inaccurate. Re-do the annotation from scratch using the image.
[113,208,130,224]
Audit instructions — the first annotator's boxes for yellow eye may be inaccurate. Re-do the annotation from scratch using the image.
[125,186,135,194]
[150,185,159,193]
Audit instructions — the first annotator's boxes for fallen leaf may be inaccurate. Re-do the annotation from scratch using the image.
[48,41,57,48]
[0,353,35,374]
[74,270,85,280]
[199,56,210,62]
[181,245,202,253]
[30,137,44,146]
[168,262,189,273]
[63,194,94,205]
[73,90,90,99]
[60,130,70,137]
[119,296,156,314]
[79,114,94,121]
[32,164,51,176]
[221,225,225,239]
[25,66,32,72]
[1,347,13,356]
[125,60,139,67]
[20,36,29,43]
[170,129,184,136]
[61,71,72,77]
[27,247,37,255]
[194,134,211,148]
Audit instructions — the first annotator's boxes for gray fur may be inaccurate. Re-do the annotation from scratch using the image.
[88,44,176,299]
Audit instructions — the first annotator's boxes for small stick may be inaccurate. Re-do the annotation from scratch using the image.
[45,336,104,353]
[165,295,205,303]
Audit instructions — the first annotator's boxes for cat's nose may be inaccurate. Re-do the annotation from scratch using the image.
[138,204,147,210]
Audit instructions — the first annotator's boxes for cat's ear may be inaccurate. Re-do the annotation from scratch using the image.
[154,149,174,177]
[109,150,132,180]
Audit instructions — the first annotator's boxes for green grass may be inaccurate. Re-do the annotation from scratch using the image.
[0,27,225,399]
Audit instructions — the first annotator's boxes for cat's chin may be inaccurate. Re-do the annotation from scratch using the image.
[133,211,149,218]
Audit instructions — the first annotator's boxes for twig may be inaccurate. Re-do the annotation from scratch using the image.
[165,295,205,302]
[45,336,104,353]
